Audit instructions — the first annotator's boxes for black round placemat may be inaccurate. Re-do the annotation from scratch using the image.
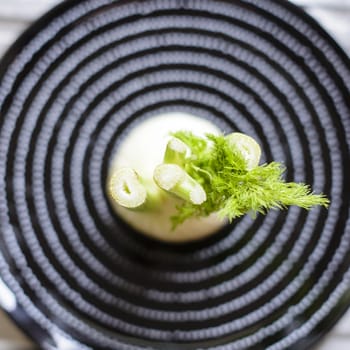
[0,0,350,349]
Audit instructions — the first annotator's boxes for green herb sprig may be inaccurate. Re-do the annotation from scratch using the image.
[169,131,329,227]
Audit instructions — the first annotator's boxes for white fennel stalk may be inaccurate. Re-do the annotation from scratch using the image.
[154,164,206,205]
[107,167,146,208]
[163,137,188,165]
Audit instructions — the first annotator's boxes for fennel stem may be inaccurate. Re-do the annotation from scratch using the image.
[153,163,206,205]
[107,167,162,210]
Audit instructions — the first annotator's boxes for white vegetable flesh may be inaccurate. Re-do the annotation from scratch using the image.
[108,112,225,243]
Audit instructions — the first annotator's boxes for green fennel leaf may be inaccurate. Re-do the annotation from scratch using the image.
[170,131,329,227]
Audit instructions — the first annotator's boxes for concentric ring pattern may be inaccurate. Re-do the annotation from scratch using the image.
[0,0,350,349]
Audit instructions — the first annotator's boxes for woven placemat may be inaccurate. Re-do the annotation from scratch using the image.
[0,0,349,349]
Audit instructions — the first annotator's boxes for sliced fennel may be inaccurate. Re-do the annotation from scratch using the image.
[107,167,146,208]
[154,164,206,205]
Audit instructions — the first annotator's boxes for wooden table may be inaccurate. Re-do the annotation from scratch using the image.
[0,0,349,349]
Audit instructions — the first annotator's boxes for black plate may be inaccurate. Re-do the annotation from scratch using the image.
[0,0,350,349]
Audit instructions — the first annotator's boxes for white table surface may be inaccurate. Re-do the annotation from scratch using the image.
[0,0,349,349]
